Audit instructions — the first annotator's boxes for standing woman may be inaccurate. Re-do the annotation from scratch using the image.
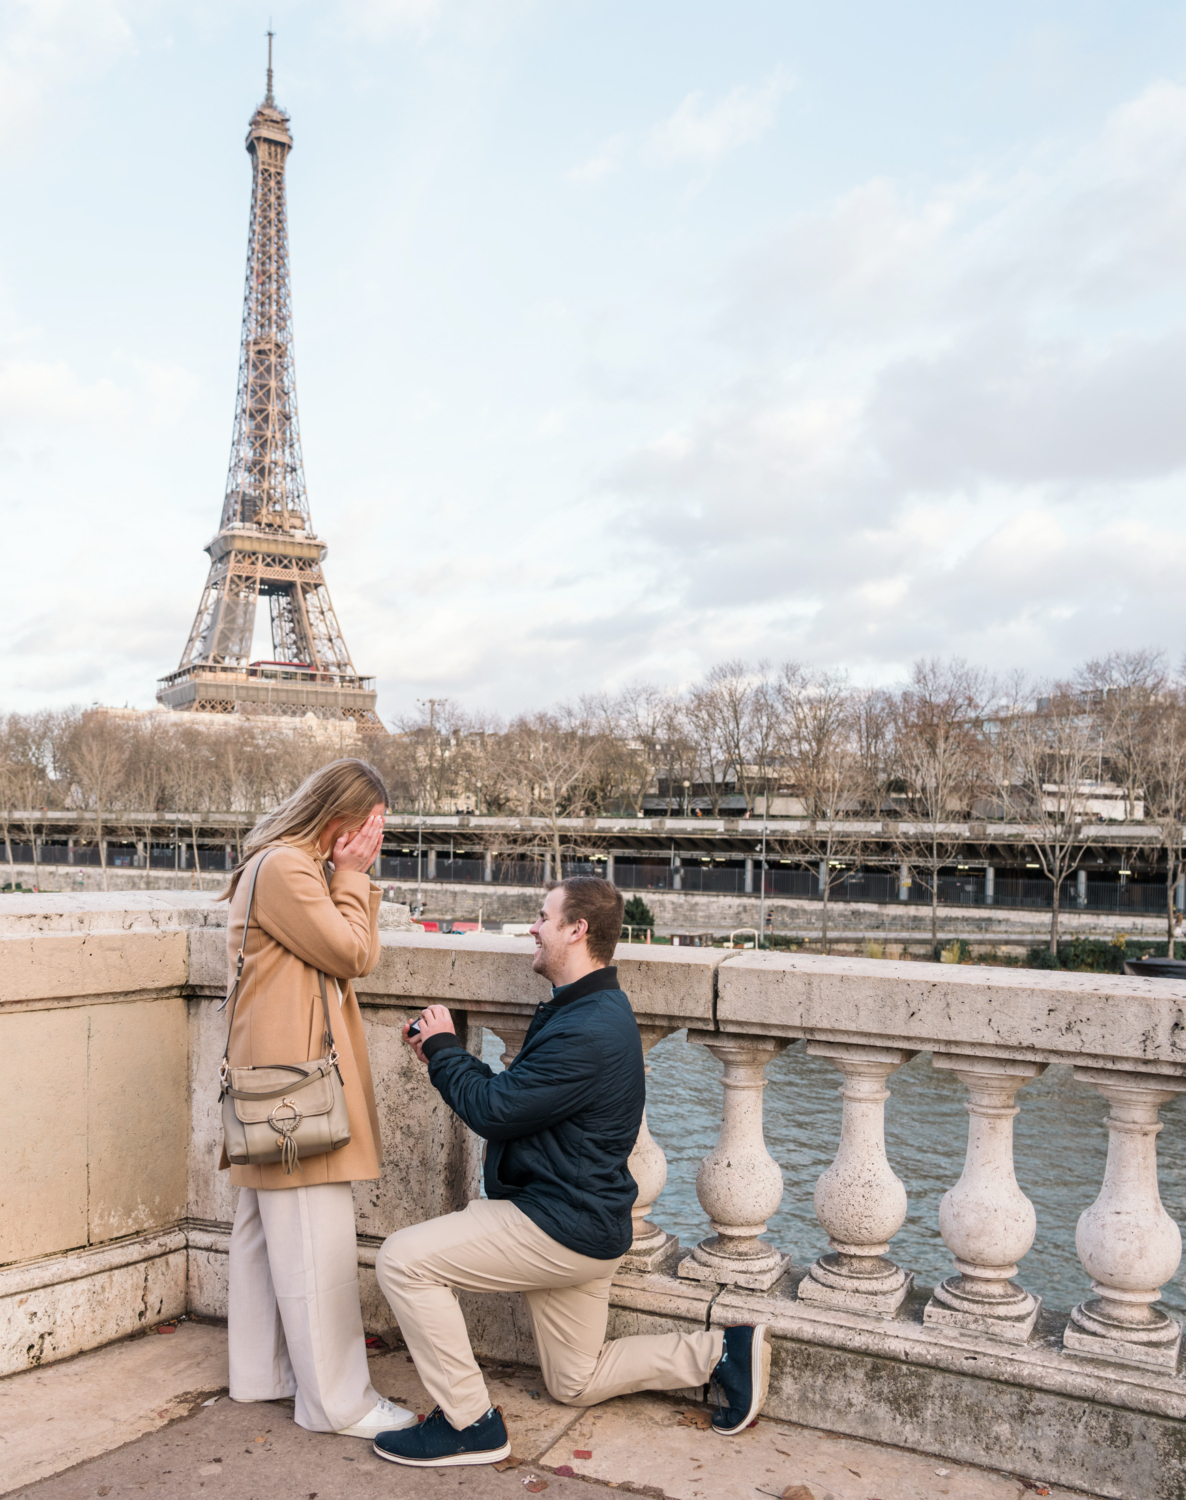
[218,758,415,1440]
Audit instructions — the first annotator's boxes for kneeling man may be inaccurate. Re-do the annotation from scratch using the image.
[373,875,769,1468]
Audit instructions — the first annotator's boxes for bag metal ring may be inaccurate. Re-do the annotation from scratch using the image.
[269,1098,302,1135]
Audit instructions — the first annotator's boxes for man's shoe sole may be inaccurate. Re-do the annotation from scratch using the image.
[372,1438,512,1467]
[713,1324,771,1437]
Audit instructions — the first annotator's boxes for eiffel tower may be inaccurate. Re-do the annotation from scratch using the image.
[158,39,381,729]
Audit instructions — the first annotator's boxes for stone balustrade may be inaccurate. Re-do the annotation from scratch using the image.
[3,897,1186,1500]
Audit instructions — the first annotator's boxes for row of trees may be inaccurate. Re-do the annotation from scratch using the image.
[386,649,1186,951]
[3,648,1185,947]
[0,710,364,891]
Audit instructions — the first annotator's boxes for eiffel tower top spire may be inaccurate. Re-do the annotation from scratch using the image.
[157,42,380,729]
[220,41,303,538]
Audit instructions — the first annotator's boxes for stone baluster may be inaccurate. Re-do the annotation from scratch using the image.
[924,1054,1045,1340]
[1064,1067,1186,1369]
[621,1025,680,1273]
[482,1013,532,1068]
[679,1032,791,1291]
[798,1042,915,1315]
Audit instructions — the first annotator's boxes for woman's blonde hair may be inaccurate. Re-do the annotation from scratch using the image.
[219,757,388,901]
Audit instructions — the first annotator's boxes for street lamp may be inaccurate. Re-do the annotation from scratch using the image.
[682,780,691,816]
[414,801,424,917]
[758,819,768,946]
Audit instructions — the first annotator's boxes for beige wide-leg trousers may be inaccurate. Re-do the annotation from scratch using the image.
[376,1198,723,1430]
[228,1183,379,1433]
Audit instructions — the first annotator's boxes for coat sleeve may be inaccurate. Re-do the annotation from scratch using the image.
[359,880,383,976]
[427,1030,604,1141]
[253,850,379,979]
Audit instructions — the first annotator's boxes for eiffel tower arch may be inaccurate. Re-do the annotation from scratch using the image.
[158,40,381,729]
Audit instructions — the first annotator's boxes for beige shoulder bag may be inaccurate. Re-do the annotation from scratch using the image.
[218,849,352,1173]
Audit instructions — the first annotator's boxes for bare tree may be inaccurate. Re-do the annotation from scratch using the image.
[778,666,865,953]
[506,707,602,878]
[685,677,731,815]
[1076,648,1167,818]
[64,712,131,892]
[893,659,990,948]
[1137,682,1186,953]
[1005,684,1098,953]
[701,661,778,815]
[588,683,670,818]
[4,711,64,884]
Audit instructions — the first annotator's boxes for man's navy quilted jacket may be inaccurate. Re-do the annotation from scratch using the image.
[421,965,645,1259]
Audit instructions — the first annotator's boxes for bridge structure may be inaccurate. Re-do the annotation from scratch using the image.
[2,891,1184,1499]
[2,811,1180,916]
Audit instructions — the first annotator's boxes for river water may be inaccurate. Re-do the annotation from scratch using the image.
[480,1027,1186,1315]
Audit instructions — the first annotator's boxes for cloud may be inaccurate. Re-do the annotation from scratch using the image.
[334,0,447,39]
[602,81,1186,679]
[0,0,135,152]
[646,67,792,167]
[566,133,629,184]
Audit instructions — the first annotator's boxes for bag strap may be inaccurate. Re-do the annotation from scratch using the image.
[222,1060,332,1101]
[218,847,341,1094]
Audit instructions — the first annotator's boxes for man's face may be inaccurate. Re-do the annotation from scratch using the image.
[529,887,577,981]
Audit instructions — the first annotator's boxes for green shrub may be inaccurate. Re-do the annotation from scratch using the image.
[1021,936,1184,972]
[622,895,655,933]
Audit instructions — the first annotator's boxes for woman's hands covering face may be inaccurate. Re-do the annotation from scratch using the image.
[332,804,386,873]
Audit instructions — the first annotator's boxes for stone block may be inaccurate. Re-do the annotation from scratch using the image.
[0,929,188,1004]
[187,997,237,1227]
[1063,1316,1183,1370]
[351,1008,480,1241]
[186,1241,229,1321]
[0,1234,186,1376]
[187,923,228,990]
[0,1007,88,1264]
[88,997,188,1243]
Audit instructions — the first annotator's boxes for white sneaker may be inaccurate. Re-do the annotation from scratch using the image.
[336,1396,418,1439]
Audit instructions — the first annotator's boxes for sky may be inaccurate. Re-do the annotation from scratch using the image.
[6,0,1186,725]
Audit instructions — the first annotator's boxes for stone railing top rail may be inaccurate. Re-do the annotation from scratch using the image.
[717,950,1186,1073]
[9,900,1186,1074]
[0,889,224,935]
[364,932,722,1025]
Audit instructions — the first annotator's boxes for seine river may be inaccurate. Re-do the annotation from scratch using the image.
[481,1027,1186,1315]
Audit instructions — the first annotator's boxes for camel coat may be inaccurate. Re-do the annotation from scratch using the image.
[218,843,384,1189]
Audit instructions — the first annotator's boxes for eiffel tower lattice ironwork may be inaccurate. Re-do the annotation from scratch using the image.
[158,40,380,729]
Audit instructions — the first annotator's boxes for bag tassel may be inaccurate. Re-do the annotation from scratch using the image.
[279,1128,300,1176]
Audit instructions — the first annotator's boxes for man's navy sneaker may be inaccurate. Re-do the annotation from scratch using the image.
[709,1323,771,1436]
[372,1405,511,1467]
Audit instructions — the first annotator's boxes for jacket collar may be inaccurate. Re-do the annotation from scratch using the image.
[549,965,618,1008]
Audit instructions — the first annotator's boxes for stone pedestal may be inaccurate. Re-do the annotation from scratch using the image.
[798,1042,915,1316]
[1064,1067,1186,1369]
[679,1033,791,1291]
[924,1054,1045,1342]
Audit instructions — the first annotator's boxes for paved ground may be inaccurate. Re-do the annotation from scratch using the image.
[1,1322,1101,1500]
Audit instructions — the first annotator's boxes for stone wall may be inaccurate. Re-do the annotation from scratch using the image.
[3,893,1186,1499]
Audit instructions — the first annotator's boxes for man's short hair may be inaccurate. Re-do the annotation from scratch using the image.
[550,875,625,965]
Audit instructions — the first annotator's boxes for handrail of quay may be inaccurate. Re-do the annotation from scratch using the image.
[2,894,1185,1497]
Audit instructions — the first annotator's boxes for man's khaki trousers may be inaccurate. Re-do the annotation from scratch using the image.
[375,1198,723,1430]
